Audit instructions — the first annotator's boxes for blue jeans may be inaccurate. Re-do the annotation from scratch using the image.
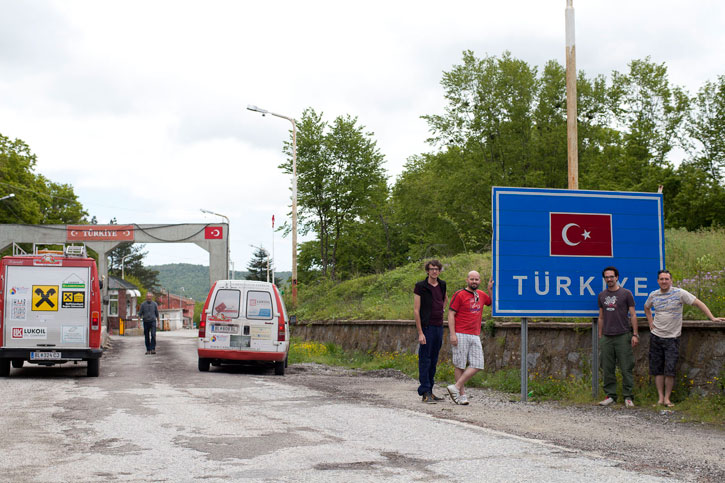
[418,325,443,395]
[143,321,157,351]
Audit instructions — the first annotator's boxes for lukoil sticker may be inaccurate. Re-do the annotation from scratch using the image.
[11,327,48,339]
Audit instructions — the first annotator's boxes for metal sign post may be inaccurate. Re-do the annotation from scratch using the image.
[592,317,599,399]
[521,317,528,402]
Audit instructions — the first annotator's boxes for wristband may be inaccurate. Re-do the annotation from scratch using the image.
[632,334,639,338]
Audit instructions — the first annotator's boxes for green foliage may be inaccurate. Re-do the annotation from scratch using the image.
[291,228,724,322]
[279,108,388,281]
[245,245,280,285]
[152,263,211,302]
[108,242,159,291]
[665,228,725,317]
[0,133,87,224]
[292,252,492,320]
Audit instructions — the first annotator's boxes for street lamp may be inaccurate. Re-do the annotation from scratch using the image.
[121,254,133,280]
[200,208,233,279]
[246,104,298,306]
[0,193,15,202]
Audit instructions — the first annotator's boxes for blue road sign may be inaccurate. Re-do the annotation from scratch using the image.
[492,187,665,317]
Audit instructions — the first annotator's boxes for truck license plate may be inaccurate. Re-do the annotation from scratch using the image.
[30,351,62,361]
[211,324,237,334]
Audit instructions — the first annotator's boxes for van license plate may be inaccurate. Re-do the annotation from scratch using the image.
[211,324,238,334]
[30,351,62,360]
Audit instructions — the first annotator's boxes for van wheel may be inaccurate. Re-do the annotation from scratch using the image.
[87,359,100,377]
[0,359,10,377]
[198,358,211,372]
[274,360,285,376]
[12,359,24,369]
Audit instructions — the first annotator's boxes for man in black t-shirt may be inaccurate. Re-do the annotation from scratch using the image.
[413,259,447,403]
[597,266,639,407]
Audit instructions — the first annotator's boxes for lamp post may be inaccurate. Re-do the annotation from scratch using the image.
[179,287,185,326]
[200,208,232,279]
[246,104,297,306]
[121,254,133,280]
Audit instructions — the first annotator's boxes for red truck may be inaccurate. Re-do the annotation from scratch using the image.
[0,245,103,377]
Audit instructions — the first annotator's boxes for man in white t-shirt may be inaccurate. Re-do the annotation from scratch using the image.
[644,270,723,407]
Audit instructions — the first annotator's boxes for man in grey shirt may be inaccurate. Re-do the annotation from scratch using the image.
[644,269,723,407]
[138,292,159,355]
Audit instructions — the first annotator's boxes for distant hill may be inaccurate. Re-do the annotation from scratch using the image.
[149,263,291,302]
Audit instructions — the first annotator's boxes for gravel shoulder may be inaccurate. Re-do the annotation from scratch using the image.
[286,363,725,482]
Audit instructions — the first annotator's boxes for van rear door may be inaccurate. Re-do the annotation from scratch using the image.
[242,287,277,352]
[3,265,90,351]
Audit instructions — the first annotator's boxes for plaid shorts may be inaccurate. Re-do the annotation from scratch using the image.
[649,334,680,377]
[452,333,484,370]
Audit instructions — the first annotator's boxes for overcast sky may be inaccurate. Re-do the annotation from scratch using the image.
[2,1,723,272]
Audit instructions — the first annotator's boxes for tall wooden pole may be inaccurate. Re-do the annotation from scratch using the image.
[566,0,578,189]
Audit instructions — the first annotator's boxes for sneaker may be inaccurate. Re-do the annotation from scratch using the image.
[625,398,635,408]
[430,393,444,402]
[459,394,469,405]
[145,351,150,355]
[598,396,615,407]
[151,350,156,354]
[447,384,461,404]
[421,392,437,404]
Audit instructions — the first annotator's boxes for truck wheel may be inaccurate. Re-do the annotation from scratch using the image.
[274,360,285,376]
[12,359,24,369]
[87,359,100,377]
[0,359,10,377]
[198,358,210,372]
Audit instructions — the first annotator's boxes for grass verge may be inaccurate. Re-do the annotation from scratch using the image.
[290,337,725,427]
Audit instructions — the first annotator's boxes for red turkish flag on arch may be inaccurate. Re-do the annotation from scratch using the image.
[550,213,613,257]
[204,226,223,239]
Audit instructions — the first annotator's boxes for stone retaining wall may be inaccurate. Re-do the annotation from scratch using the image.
[292,320,725,393]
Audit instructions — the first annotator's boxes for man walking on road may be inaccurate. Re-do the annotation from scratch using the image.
[597,266,639,407]
[644,269,723,407]
[414,260,447,403]
[138,292,159,355]
[447,271,493,405]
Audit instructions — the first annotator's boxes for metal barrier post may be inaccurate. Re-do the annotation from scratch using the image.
[521,317,528,402]
[592,317,599,399]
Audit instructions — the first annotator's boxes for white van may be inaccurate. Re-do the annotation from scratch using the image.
[197,280,293,375]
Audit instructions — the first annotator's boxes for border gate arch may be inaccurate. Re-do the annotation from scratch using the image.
[0,223,228,338]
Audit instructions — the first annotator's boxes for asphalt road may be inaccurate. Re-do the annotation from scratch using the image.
[0,330,682,482]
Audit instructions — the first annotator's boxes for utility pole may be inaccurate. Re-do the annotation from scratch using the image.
[566,0,578,189]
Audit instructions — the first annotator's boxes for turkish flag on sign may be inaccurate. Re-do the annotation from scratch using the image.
[204,226,223,239]
[550,213,613,257]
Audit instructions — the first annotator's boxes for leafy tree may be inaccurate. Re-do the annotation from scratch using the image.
[279,108,387,280]
[687,75,725,182]
[107,242,160,290]
[606,57,689,190]
[245,245,280,285]
[0,133,87,224]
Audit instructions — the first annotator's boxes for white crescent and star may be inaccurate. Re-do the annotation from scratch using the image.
[561,223,592,246]
[211,229,221,237]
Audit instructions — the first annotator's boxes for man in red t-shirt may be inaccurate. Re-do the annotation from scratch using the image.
[446,271,493,405]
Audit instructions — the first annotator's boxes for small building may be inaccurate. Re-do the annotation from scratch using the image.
[156,291,195,329]
[107,276,142,334]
